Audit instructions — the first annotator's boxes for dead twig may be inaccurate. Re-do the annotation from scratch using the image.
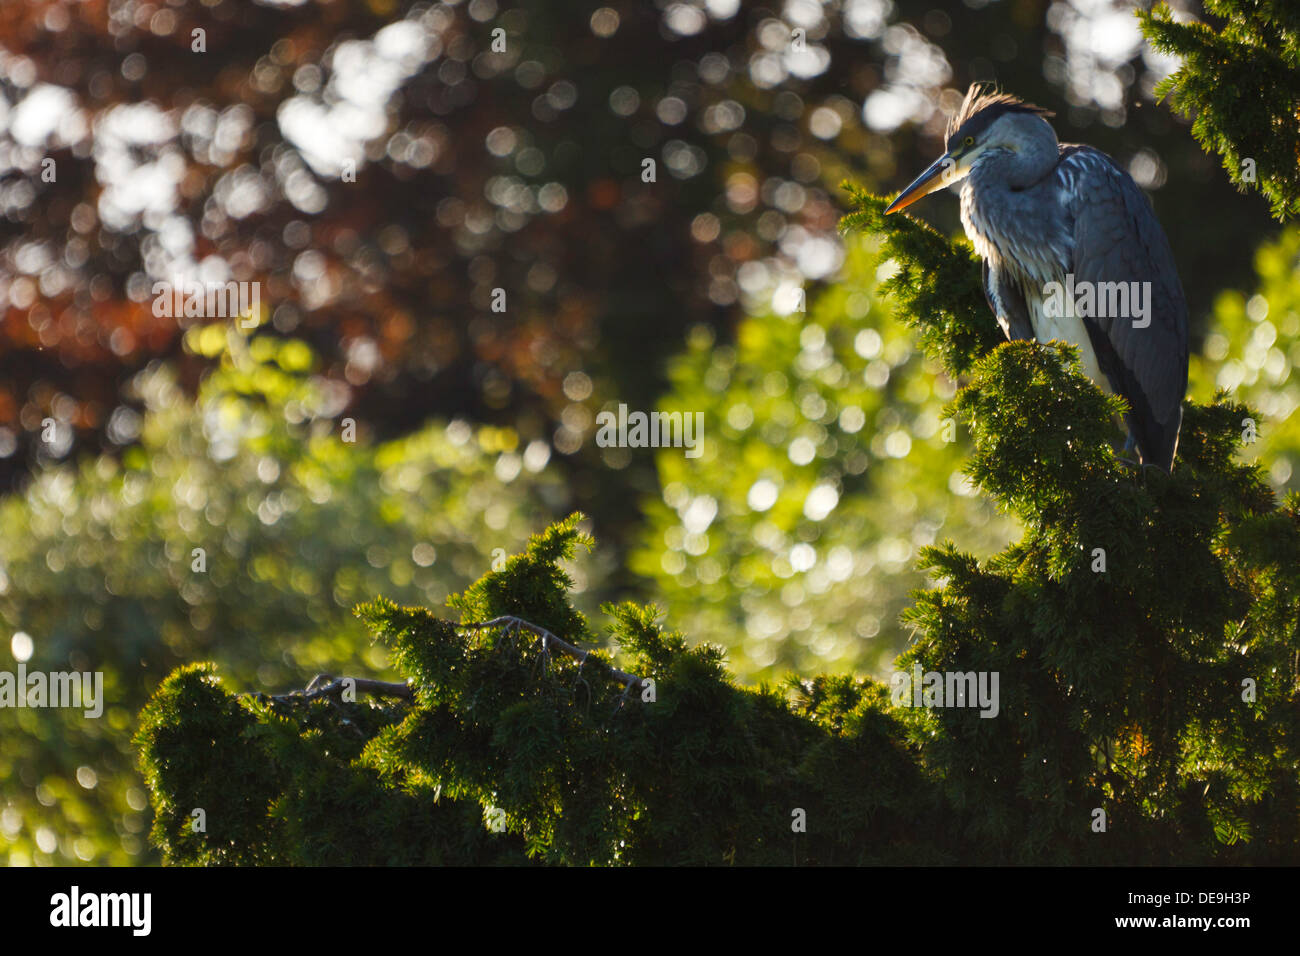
[460,616,641,687]
[264,674,413,705]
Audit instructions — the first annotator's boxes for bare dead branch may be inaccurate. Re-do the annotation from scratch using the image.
[265,674,413,704]
[259,617,637,710]
[460,615,641,687]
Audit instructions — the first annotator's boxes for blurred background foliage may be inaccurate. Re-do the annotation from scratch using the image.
[632,234,1014,679]
[1192,225,1300,492]
[0,0,1291,863]
[0,328,588,863]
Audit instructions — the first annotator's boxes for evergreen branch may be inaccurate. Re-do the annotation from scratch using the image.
[838,182,998,376]
[460,615,641,688]
[1138,2,1300,220]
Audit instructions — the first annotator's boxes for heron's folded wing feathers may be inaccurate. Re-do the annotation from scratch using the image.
[1059,146,1189,468]
[983,259,1035,341]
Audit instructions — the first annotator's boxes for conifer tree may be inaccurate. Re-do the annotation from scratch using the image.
[137,202,1300,862]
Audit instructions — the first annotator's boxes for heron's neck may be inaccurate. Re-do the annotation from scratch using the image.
[959,142,1071,286]
[974,127,1058,190]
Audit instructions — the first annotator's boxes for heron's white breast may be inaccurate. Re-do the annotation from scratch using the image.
[961,181,1110,394]
[1026,292,1111,394]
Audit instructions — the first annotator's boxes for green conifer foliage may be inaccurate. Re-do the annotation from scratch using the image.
[137,384,1300,863]
[139,517,948,865]
[1139,1,1300,219]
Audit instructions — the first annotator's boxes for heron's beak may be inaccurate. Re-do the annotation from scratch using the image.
[884,152,961,214]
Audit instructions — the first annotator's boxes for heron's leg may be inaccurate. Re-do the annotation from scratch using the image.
[1114,437,1137,469]
[1113,429,1139,469]
[1117,428,1168,478]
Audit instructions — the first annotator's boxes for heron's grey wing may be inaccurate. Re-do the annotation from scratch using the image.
[982,259,1035,341]
[1059,146,1189,470]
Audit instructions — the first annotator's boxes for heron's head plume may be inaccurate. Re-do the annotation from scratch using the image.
[944,84,1054,153]
[885,84,1058,214]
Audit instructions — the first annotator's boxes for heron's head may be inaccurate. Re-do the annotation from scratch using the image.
[885,85,1056,214]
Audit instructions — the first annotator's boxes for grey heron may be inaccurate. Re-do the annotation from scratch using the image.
[885,85,1189,471]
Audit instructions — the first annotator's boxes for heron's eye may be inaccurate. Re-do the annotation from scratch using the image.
[963,136,975,147]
